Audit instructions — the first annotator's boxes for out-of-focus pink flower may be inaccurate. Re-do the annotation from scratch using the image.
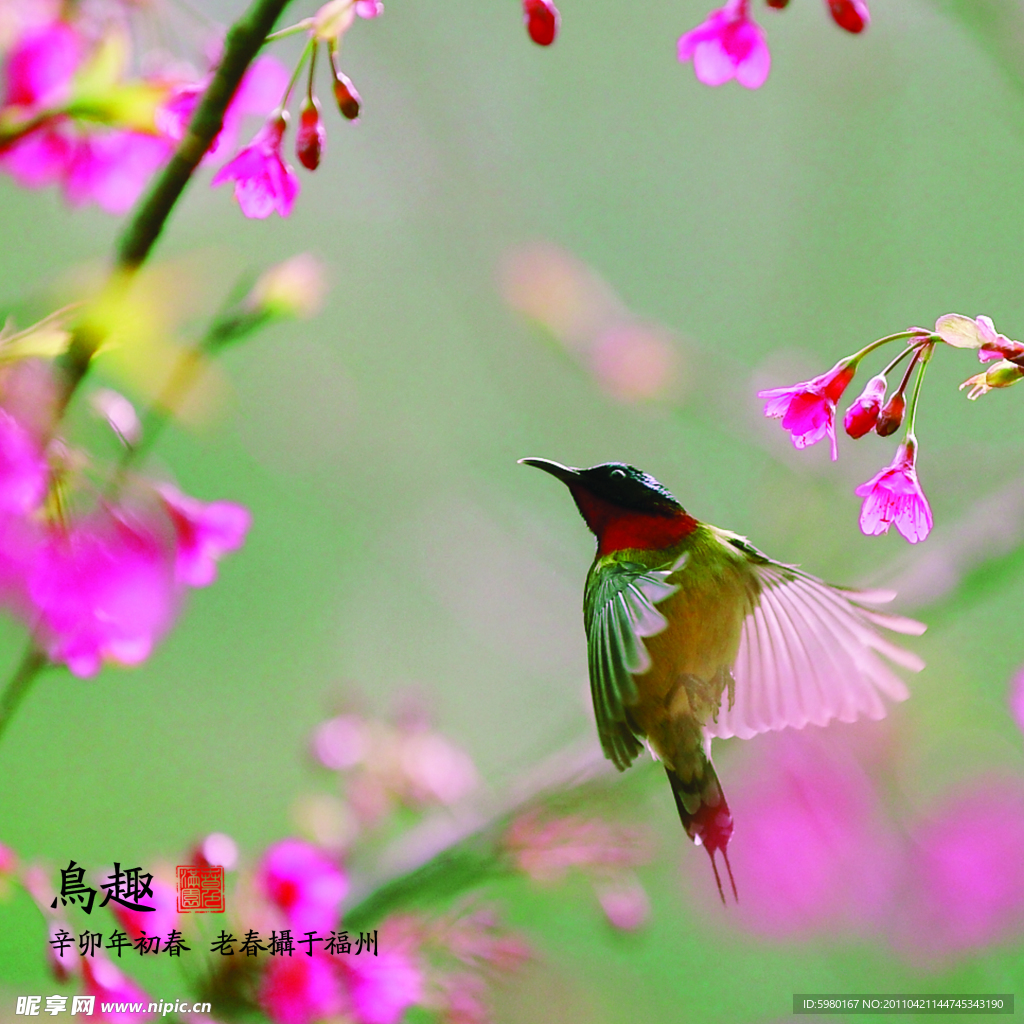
[156,485,250,588]
[355,0,384,18]
[826,0,869,33]
[0,124,72,186]
[111,877,178,944]
[523,0,559,46]
[258,839,348,934]
[1011,667,1024,735]
[677,0,770,90]
[505,812,651,883]
[843,373,886,439]
[345,947,423,1024]
[399,729,479,805]
[63,131,172,215]
[82,956,154,1024]
[595,872,650,931]
[855,435,932,544]
[29,514,177,677]
[759,359,856,460]
[212,113,299,219]
[895,784,1024,961]
[0,841,16,876]
[722,730,899,936]
[158,55,290,163]
[3,20,81,109]
[0,410,47,514]
[437,974,489,1024]
[442,909,530,971]
[260,954,343,1024]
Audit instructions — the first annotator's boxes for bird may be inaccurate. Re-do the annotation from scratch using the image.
[519,458,925,902]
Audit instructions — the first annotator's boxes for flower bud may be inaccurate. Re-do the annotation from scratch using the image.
[523,0,560,46]
[332,70,361,121]
[296,96,325,170]
[843,373,886,439]
[826,0,869,33]
[249,253,326,320]
[875,392,905,436]
[765,0,790,7]
[960,360,1024,400]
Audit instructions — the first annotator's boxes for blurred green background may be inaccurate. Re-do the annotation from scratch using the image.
[4,0,1024,1019]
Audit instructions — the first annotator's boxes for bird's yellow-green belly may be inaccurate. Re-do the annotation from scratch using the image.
[630,567,749,770]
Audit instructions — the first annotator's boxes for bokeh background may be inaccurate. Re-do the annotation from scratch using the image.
[3,0,1024,1019]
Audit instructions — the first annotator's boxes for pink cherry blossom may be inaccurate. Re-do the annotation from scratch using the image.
[0,123,72,186]
[29,513,178,677]
[677,0,771,90]
[261,954,344,1024]
[0,410,47,514]
[843,372,887,439]
[212,113,299,219]
[855,435,933,544]
[344,947,423,1024]
[81,955,154,1024]
[758,359,856,460]
[3,20,82,109]
[258,839,348,934]
[894,783,1024,961]
[63,130,173,215]
[156,485,251,587]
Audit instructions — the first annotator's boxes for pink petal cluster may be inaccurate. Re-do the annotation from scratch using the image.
[758,359,856,460]
[111,877,179,943]
[258,838,348,934]
[0,19,289,214]
[261,955,345,1024]
[677,0,771,90]
[855,435,932,543]
[343,948,423,1024]
[81,956,153,1024]
[212,113,299,219]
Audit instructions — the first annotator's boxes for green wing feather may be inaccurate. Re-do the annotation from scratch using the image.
[583,555,685,770]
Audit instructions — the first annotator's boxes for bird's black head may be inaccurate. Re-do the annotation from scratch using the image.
[519,458,684,517]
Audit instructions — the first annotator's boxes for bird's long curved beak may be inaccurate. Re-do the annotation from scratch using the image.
[518,457,582,486]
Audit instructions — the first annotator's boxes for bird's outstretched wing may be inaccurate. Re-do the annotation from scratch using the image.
[584,556,685,769]
[706,546,925,741]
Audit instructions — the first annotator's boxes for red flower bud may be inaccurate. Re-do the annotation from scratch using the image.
[296,97,325,171]
[332,71,361,121]
[765,0,790,7]
[843,373,886,439]
[826,0,869,33]
[523,0,559,46]
[875,392,905,437]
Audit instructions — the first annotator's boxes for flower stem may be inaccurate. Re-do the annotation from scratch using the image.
[281,38,315,109]
[850,329,931,366]
[55,0,296,412]
[264,19,314,41]
[881,340,926,377]
[0,645,49,747]
[906,342,934,438]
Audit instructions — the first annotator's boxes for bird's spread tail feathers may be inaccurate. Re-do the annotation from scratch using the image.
[666,761,737,904]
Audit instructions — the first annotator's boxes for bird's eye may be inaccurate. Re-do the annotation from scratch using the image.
[611,468,626,479]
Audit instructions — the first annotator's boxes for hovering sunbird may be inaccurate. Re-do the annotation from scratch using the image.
[520,458,925,902]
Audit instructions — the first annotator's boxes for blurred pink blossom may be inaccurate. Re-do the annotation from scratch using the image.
[82,956,154,1024]
[0,410,47,514]
[759,359,856,460]
[594,872,650,931]
[157,485,251,587]
[355,0,384,18]
[1011,668,1024,735]
[677,0,771,90]
[260,954,343,1024]
[63,131,173,215]
[2,20,81,109]
[29,513,178,677]
[894,784,1024,961]
[212,113,299,219]
[258,838,348,934]
[345,947,423,1024]
[826,0,869,33]
[723,730,899,936]
[855,435,932,543]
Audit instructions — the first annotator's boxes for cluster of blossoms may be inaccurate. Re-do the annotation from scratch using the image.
[0,332,248,676]
[0,0,380,219]
[678,0,869,90]
[758,313,1021,544]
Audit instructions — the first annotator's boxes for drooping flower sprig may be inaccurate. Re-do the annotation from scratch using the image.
[677,0,870,90]
[758,314,1023,545]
